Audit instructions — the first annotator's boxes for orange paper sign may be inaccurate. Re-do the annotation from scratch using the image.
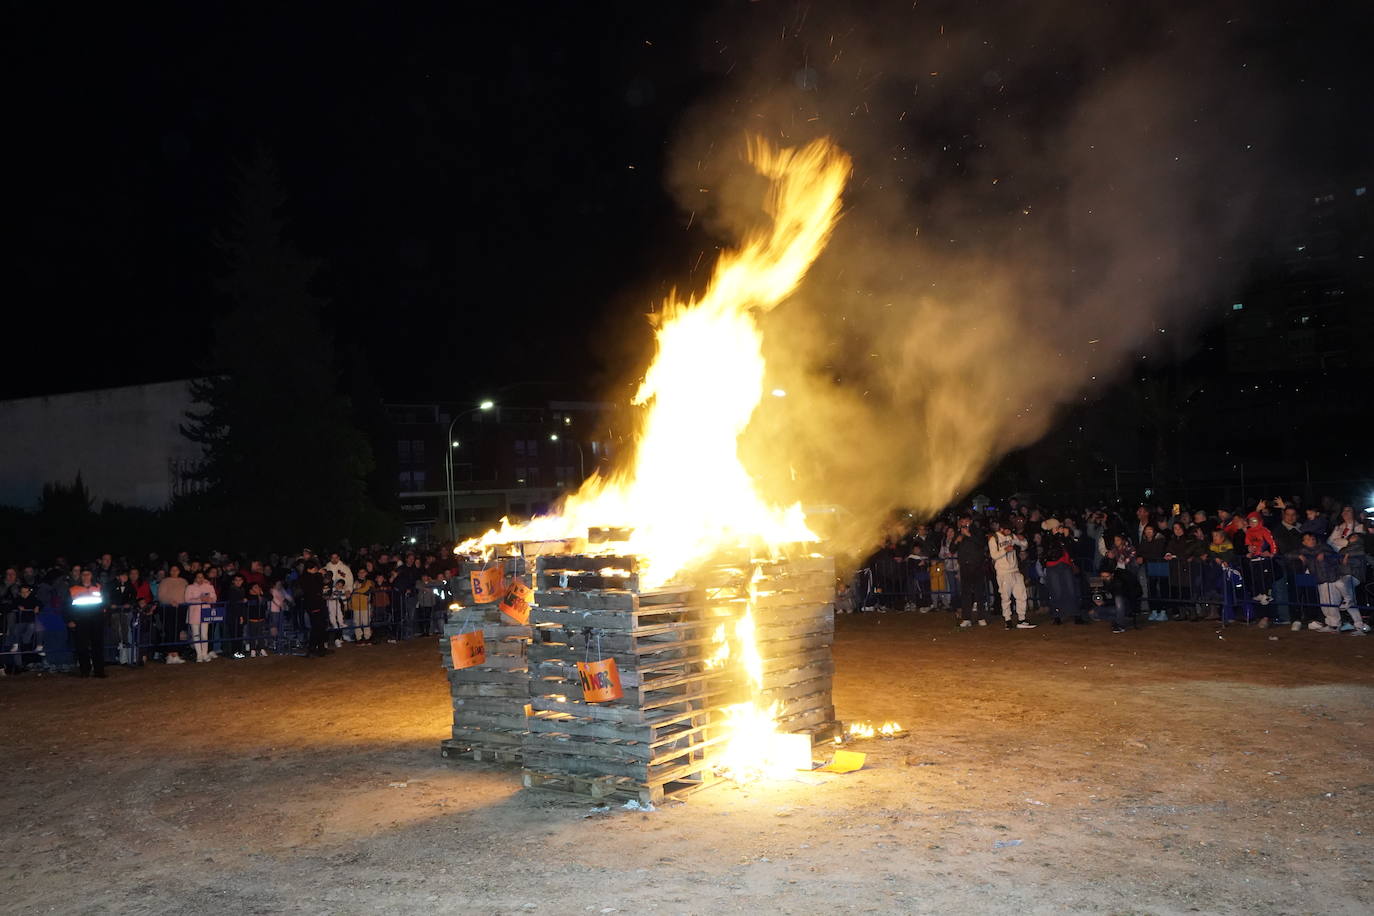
[469,566,505,604]
[576,657,624,702]
[449,631,487,669]
[499,578,533,625]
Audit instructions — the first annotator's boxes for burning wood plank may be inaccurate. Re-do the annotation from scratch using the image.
[513,552,838,805]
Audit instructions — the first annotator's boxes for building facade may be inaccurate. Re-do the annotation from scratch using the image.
[387,399,622,543]
[1226,179,1373,372]
[0,380,204,509]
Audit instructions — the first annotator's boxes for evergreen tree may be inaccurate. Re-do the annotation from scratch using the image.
[35,472,95,557]
[341,347,401,525]
[183,148,376,550]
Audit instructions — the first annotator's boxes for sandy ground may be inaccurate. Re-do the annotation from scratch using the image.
[2,613,1371,915]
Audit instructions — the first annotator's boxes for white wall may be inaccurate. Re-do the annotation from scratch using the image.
[0,380,204,509]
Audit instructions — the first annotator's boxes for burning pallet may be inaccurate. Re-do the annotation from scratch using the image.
[438,557,532,764]
[522,554,732,805]
[739,554,838,741]
[518,550,838,805]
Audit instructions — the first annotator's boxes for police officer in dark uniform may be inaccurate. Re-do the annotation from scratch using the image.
[67,569,107,677]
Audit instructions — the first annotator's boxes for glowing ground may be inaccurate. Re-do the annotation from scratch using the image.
[2,615,1370,915]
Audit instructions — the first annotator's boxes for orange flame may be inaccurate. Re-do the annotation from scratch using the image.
[846,720,905,740]
[459,137,851,782]
[457,137,851,588]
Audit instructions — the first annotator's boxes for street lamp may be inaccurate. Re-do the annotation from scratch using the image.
[550,432,585,482]
[445,400,495,542]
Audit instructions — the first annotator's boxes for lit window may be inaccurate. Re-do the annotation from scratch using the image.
[1231,303,1244,311]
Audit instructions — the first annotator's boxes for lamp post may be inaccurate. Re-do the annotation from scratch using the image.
[548,433,585,482]
[446,400,495,542]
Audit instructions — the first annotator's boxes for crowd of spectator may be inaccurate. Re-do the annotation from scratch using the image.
[0,545,463,677]
[851,495,1371,635]
[5,495,1371,676]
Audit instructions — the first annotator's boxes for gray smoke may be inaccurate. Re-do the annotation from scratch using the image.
[661,1,1283,551]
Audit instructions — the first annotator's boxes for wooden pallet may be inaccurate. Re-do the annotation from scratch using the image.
[522,764,720,807]
[748,555,838,748]
[439,737,522,765]
[520,554,736,800]
[438,557,534,763]
[515,552,838,801]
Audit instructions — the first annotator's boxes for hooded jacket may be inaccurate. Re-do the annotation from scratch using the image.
[988,532,1026,576]
[324,559,355,593]
[1243,517,1278,556]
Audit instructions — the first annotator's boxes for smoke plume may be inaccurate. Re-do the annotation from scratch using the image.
[661,0,1285,550]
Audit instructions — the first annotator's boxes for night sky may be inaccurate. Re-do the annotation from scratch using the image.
[9,1,1370,404]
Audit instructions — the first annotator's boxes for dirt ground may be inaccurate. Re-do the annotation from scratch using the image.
[2,613,1371,915]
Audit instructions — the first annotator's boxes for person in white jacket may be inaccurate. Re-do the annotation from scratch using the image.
[183,571,218,663]
[990,519,1035,629]
[324,553,355,646]
[324,553,355,593]
[1328,506,1367,552]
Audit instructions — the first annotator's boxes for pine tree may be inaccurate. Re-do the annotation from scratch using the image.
[35,472,95,557]
[183,148,375,550]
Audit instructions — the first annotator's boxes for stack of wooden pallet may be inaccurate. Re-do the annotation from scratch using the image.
[522,554,741,805]
[438,556,533,764]
[518,550,838,804]
[748,554,839,741]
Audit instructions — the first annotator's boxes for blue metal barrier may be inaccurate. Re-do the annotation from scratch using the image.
[849,552,1372,630]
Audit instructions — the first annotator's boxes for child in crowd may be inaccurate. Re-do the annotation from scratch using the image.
[350,575,374,644]
[244,580,269,656]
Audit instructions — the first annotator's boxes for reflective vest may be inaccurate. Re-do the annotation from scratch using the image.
[69,584,104,612]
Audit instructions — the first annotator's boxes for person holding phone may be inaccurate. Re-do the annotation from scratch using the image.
[183,571,217,663]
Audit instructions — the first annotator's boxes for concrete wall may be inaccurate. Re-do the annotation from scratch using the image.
[0,380,204,509]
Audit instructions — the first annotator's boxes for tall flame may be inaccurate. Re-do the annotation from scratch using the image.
[712,565,790,782]
[460,137,850,783]
[458,136,852,587]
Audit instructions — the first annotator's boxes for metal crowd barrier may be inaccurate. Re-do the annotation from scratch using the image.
[0,584,468,671]
[851,553,1372,628]
[857,558,976,610]
[1129,555,1373,626]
